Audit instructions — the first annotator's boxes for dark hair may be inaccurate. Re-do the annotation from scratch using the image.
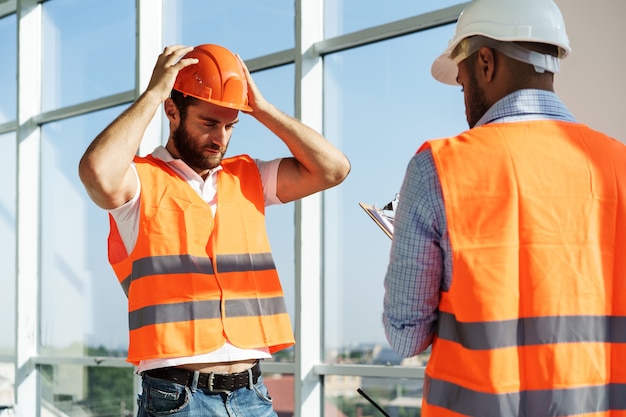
[170,90,201,121]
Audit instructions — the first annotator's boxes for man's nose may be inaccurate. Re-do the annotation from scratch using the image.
[212,126,230,146]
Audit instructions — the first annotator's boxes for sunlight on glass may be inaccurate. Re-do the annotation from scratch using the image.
[40,364,134,416]
[41,0,134,111]
[326,377,424,417]
[0,14,16,123]
[40,108,129,357]
[325,0,466,37]
[163,0,294,60]
[0,132,16,354]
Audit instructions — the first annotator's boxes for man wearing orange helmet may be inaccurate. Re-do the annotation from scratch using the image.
[79,44,350,416]
[382,0,626,416]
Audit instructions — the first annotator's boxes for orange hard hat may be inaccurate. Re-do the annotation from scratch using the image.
[173,44,252,112]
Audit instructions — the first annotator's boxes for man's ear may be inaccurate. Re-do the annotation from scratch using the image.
[477,46,496,83]
[164,98,178,123]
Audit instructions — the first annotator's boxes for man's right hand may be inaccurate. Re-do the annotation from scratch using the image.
[79,45,199,210]
[146,45,198,103]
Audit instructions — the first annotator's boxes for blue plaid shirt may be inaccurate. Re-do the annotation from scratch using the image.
[382,89,576,357]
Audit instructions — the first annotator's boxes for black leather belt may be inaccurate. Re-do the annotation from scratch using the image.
[143,360,261,393]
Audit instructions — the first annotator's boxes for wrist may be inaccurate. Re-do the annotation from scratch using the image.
[140,89,167,107]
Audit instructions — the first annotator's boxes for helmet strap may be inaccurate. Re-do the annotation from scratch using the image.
[452,36,561,75]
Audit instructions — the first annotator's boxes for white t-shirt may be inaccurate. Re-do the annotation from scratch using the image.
[109,146,283,373]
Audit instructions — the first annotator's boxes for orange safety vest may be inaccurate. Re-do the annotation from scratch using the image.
[108,154,295,365]
[418,121,626,416]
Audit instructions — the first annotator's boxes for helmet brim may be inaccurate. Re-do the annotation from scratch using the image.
[173,89,253,113]
[431,48,460,86]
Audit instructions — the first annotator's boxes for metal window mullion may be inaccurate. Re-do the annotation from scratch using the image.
[136,0,163,155]
[313,3,468,56]
[15,0,42,415]
[131,0,165,413]
[294,0,324,416]
[0,0,16,19]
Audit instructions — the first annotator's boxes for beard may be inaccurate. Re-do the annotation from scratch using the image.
[464,62,491,128]
[171,122,227,171]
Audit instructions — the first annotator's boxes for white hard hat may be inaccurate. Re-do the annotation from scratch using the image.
[431,0,571,85]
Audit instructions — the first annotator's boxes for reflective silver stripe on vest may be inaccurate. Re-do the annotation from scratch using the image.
[120,277,131,296]
[438,311,626,349]
[129,299,221,331]
[133,254,215,278]
[426,376,626,416]
[120,254,215,295]
[226,297,288,317]
[129,297,287,331]
[215,253,276,272]
[120,253,276,295]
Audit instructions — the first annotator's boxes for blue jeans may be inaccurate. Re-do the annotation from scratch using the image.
[136,373,277,417]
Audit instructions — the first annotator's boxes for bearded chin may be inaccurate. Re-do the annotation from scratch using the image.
[172,125,225,171]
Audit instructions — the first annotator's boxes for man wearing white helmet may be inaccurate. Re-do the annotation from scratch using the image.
[383,1,626,416]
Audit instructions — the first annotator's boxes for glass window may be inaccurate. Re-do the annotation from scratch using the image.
[162,0,294,60]
[41,0,135,112]
[326,375,424,417]
[0,132,16,357]
[0,14,17,123]
[323,26,467,361]
[40,107,129,357]
[39,364,135,416]
[0,361,15,407]
[325,0,464,38]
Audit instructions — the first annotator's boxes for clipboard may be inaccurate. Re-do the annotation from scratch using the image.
[359,202,394,239]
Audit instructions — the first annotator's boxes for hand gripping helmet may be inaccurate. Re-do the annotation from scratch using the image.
[173,44,252,112]
[431,0,571,85]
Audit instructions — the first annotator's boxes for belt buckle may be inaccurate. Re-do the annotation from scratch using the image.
[207,372,231,394]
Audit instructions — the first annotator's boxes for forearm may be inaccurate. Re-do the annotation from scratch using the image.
[383,152,445,357]
[383,228,440,357]
[383,258,438,357]
[252,102,350,202]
